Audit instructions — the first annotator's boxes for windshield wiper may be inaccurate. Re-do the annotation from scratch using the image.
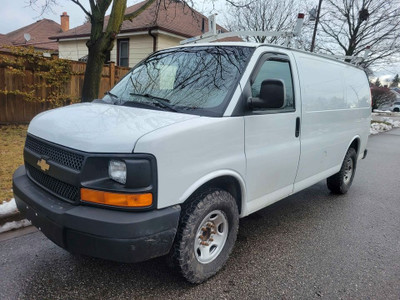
[129,92,179,112]
[104,91,121,104]
[105,91,119,99]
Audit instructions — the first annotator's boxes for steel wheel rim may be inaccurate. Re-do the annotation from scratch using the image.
[194,210,229,264]
[343,157,354,185]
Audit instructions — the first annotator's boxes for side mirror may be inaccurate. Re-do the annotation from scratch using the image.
[248,79,286,110]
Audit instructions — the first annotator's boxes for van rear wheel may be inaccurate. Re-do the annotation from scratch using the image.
[327,148,357,194]
[170,189,239,283]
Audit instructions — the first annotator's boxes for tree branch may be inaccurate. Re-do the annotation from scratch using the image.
[71,0,92,17]
[124,0,158,21]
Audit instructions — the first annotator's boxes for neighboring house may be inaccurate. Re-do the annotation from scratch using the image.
[0,34,13,51]
[1,15,69,54]
[51,0,239,67]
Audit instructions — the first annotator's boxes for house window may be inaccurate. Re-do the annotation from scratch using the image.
[117,39,129,67]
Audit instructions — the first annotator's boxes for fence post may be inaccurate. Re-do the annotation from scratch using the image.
[109,61,115,90]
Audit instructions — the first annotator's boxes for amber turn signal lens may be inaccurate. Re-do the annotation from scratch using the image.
[81,188,152,207]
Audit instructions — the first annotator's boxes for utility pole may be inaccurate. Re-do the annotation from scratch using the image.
[310,0,323,52]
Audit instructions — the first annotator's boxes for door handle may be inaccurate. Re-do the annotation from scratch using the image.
[295,117,300,138]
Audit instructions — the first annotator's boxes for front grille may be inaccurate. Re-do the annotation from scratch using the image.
[26,164,80,203]
[25,135,84,171]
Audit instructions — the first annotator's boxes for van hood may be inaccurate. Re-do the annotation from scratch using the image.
[28,103,199,153]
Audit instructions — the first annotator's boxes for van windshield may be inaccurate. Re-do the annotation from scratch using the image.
[104,46,254,117]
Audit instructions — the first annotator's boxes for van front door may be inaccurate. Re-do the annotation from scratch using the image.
[243,55,301,215]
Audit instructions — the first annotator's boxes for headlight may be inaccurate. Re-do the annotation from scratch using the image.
[109,160,127,184]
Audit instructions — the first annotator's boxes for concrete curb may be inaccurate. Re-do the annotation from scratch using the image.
[0,211,24,227]
[0,225,37,242]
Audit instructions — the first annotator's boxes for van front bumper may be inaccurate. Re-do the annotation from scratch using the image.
[13,166,181,263]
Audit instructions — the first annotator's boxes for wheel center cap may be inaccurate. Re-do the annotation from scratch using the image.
[201,227,211,240]
[199,222,216,245]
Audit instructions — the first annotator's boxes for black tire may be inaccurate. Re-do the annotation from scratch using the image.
[394,108,400,112]
[327,147,357,194]
[169,189,239,284]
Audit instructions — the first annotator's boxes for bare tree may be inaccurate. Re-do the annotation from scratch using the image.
[225,0,300,44]
[318,0,400,66]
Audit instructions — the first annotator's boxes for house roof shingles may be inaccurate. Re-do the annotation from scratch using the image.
[5,19,61,51]
[0,34,13,51]
[52,1,238,41]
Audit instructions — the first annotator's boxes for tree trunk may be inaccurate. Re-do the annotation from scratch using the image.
[78,0,156,102]
[81,42,106,102]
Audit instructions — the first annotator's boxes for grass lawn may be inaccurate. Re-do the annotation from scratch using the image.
[0,125,27,204]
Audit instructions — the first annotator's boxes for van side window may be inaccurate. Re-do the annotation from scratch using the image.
[251,60,294,110]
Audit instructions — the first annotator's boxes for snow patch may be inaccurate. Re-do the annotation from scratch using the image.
[370,118,400,135]
[372,110,400,116]
[0,219,31,233]
[370,123,392,135]
[382,117,400,128]
[0,198,18,218]
[373,109,393,113]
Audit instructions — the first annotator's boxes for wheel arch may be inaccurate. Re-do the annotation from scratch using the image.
[179,170,246,216]
[348,136,361,155]
[340,136,361,164]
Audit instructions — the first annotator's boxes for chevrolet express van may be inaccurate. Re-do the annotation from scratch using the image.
[13,42,371,283]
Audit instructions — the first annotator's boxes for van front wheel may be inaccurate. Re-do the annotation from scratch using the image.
[171,189,239,283]
[327,148,357,194]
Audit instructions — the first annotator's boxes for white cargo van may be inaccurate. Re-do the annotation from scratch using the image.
[13,42,370,283]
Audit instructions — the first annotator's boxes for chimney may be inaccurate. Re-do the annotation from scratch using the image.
[60,12,69,32]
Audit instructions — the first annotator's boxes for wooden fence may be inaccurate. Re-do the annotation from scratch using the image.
[0,51,130,124]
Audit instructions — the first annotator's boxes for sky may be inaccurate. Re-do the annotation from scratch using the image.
[0,0,399,84]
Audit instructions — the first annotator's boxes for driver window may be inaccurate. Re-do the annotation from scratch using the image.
[251,60,295,110]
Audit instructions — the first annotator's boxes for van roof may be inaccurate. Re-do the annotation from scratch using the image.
[170,42,365,70]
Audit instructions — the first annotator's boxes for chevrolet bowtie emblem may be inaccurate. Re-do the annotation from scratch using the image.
[37,159,50,172]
